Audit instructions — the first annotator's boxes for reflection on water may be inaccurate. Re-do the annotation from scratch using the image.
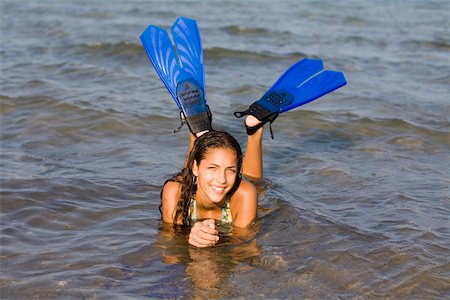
[185,227,259,298]
[121,220,261,299]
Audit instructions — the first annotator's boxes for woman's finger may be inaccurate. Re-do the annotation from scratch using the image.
[189,233,216,247]
[200,219,218,235]
[197,230,219,243]
[203,219,216,229]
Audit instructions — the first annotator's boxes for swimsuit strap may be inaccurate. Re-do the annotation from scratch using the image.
[221,198,233,223]
[189,196,198,223]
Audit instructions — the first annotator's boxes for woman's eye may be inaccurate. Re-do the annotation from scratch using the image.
[227,169,237,174]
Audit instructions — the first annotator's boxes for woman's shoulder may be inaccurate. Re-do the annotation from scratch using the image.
[234,178,257,198]
[162,180,182,201]
[230,178,257,227]
[163,179,181,190]
[161,180,182,223]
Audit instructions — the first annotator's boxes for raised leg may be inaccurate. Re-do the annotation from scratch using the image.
[242,116,264,180]
[184,133,197,168]
[184,130,210,168]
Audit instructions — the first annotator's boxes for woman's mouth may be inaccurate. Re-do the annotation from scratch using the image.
[210,185,226,194]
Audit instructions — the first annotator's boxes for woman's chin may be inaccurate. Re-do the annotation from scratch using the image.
[207,186,228,202]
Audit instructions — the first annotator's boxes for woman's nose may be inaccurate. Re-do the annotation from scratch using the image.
[216,170,226,184]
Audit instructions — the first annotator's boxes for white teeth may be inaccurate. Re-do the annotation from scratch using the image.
[211,186,225,193]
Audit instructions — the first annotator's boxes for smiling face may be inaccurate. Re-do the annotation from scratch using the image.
[192,147,238,207]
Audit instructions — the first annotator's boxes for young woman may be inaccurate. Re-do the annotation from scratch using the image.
[143,18,347,249]
[160,115,264,248]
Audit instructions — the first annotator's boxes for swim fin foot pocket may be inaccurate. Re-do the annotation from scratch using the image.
[174,106,213,134]
[234,90,294,139]
[175,78,213,135]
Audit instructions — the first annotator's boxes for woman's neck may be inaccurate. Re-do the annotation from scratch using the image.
[194,191,226,210]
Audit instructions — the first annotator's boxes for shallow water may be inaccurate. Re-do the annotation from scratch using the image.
[1,0,450,299]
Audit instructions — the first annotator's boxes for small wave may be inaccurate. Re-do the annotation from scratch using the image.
[343,15,367,25]
[335,115,450,148]
[204,47,306,62]
[0,95,15,114]
[401,39,450,52]
[225,84,264,97]
[341,35,388,48]
[222,25,272,35]
[387,136,428,150]
[431,74,450,85]
[67,41,144,58]
[80,12,114,19]
[221,25,291,38]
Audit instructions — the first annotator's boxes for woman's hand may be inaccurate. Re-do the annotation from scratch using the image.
[188,219,219,248]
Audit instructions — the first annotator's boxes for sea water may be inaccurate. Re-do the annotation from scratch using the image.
[1,0,449,298]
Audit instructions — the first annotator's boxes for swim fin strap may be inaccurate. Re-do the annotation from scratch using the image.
[140,17,212,134]
[234,58,347,138]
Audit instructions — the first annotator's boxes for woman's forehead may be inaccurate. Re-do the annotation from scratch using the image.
[201,147,237,162]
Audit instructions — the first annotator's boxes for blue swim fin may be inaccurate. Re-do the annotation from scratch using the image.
[140,17,212,134]
[234,58,346,138]
[171,17,205,99]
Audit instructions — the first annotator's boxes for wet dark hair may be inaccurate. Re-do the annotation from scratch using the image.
[161,131,242,226]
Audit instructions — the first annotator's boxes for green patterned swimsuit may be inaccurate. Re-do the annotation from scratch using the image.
[189,195,233,224]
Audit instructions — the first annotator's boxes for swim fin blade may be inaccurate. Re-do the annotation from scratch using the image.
[140,17,212,134]
[234,58,346,138]
[140,24,183,109]
[171,17,205,98]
